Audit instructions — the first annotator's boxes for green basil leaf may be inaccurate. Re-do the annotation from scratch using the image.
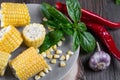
[73,31,80,51]
[39,34,52,53]
[77,22,87,31]
[43,20,60,29]
[39,30,63,53]
[49,30,63,44]
[66,0,81,23]
[63,28,74,36]
[79,32,96,52]
[41,3,52,19]
[42,3,70,24]
[48,8,70,24]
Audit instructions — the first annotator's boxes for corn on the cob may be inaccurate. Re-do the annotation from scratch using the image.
[23,23,46,48]
[0,25,23,53]
[1,2,30,27]
[0,51,11,76]
[9,47,48,80]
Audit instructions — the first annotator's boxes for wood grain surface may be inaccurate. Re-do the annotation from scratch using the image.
[0,0,120,80]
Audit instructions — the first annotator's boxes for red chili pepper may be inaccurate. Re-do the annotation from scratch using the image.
[82,17,120,60]
[55,2,120,28]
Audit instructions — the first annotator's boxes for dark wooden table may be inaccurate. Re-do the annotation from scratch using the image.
[1,0,120,80]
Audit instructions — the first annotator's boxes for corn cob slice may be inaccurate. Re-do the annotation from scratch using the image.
[23,23,46,48]
[1,2,30,27]
[0,25,23,53]
[9,47,48,80]
[0,51,11,76]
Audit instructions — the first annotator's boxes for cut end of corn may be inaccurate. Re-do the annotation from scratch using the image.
[0,51,11,76]
[0,25,23,53]
[9,47,48,80]
[1,2,30,27]
[23,23,46,48]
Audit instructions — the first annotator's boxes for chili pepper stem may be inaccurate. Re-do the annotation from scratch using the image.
[96,42,101,52]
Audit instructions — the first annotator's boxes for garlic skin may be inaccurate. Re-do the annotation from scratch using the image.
[89,51,111,71]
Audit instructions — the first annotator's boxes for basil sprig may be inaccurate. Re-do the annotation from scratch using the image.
[39,0,96,53]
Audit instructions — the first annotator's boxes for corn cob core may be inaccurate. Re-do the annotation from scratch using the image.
[9,47,48,80]
[0,51,11,76]
[23,23,46,48]
[1,2,30,27]
[0,25,23,53]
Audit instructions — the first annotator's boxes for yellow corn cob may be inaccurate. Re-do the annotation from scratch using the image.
[0,51,11,76]
[1,2,30,27]
[9,47,48,80]
[23,23,46,48]
[0,25,23,53]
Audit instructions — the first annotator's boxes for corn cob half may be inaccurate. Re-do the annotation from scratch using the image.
[0,25,23,53]
[0,51,11,76]
[23,23,46,48]
[1,2,30,27]
[9,47,48,80]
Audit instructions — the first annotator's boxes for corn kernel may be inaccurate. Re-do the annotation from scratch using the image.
[53,54,60,59]
[52,45,57,50]
[35,75,41,80]
[46,50,50,55]
[60,61,66,67]
[39,72,46,77]
[47,65,52,71]
[47,54,53,59]
[43,68,49,73]
[48,27,54,31]
[43,17,48,21]
[65,54,70,61]
[59,55,65,61]
[62,37,65,41]
[41,52,46,58]
[51,59,57,64]
[49,47,54,52]
[57,41,62,46]
[56,49,62,54]
[36,49,39,53]
[67,50,74,56]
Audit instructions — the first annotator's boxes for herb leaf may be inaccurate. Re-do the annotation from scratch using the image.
[77,22,87,31]
[79,32,96,52]
[39,30,63,52]
[41,3,52,19]
[66,0,81,23]
[73,31,80,51]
